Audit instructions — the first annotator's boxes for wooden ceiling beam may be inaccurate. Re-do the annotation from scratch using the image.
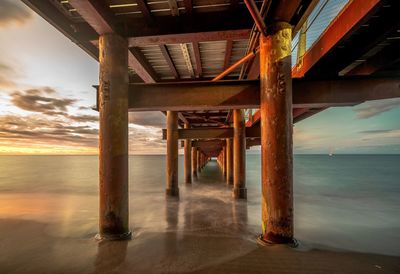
[185,113,228,127]
[136,0,154,24]
[183,0,193,15]
[69,0,113,34]
[126,78,400,111]
[128,29,251,47]
[192,42,202,78]
[167,0,180,16]
[192,140,225,148]
[129,48,158,83]
[162,127,261,140]
[69,0,157,83]
[178,112,189,124]
[21,0,98,59]
[160,45,180,79]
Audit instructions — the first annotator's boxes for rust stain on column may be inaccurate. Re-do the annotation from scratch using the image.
[98,34,131,240]
[166,111,179,196]
[226,138,233,185]
[233,109,247,199]
[260,22,294,244]
[192,147,198,178]
[184,123,192,184]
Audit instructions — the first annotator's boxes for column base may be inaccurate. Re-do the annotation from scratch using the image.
[95,231,132,241]
[185,176,192,184]
[257,234,298,247]
[166,188,179,196]
[232,187,247,199]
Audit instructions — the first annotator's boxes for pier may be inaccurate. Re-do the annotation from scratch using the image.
[22,0,400,246]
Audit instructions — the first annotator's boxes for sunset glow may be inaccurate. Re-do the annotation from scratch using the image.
[0,1,399,155]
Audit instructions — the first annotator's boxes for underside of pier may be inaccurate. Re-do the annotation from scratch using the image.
[23,0,400,244]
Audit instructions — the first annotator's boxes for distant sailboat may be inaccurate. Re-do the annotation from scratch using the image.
[329,147,334,156]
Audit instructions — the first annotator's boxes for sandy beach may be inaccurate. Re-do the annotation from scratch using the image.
[0,216,399,273]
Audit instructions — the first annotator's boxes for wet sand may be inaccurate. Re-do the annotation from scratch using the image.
[0,217,399,273]
[0,159,399,273]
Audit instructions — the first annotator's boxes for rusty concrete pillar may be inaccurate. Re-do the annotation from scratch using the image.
[197,148,201,173]
[192,147,198,178]
[226,138,233,185]
[259,22,294,244]
[233,109,246,199]
[222,145,227,179]
[184,123,192,184]
[98,33,130,240]
[166,111,179,196]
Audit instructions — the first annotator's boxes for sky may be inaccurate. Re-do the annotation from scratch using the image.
[0,1,399,155]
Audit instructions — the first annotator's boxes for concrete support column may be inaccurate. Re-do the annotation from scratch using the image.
[166,111,179,196]
[260,22,294,244]
[98,33,130,240]
[192,147,198,178]
[197,149,201,173]
[222,145,227,179]
[184,123,192,184]
[233,109,246,199]
[226,138,233,185]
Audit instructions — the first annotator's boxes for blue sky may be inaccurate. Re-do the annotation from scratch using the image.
[0,1,399,154]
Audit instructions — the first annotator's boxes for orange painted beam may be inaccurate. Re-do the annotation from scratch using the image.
[292,0,381,78]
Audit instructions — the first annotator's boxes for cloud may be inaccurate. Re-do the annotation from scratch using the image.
[359,129,395,134]
[359,129,400,141]
[2,86,167,154]
[129,112,166,128]
[0,114,167,155]
[0,115,98,147]
[10,87,76,115]
[0,0,33,27]
[65,114,98,123]
[128,125,166,154]
[353,99,400,119]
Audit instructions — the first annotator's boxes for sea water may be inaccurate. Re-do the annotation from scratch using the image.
[0,154,399,256]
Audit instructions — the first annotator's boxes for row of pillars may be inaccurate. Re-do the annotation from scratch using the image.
[97,21,294,244]
[166,111,211,196]
[216,110,247,199]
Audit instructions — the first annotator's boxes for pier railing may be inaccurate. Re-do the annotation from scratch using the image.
[245,0,351,124]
